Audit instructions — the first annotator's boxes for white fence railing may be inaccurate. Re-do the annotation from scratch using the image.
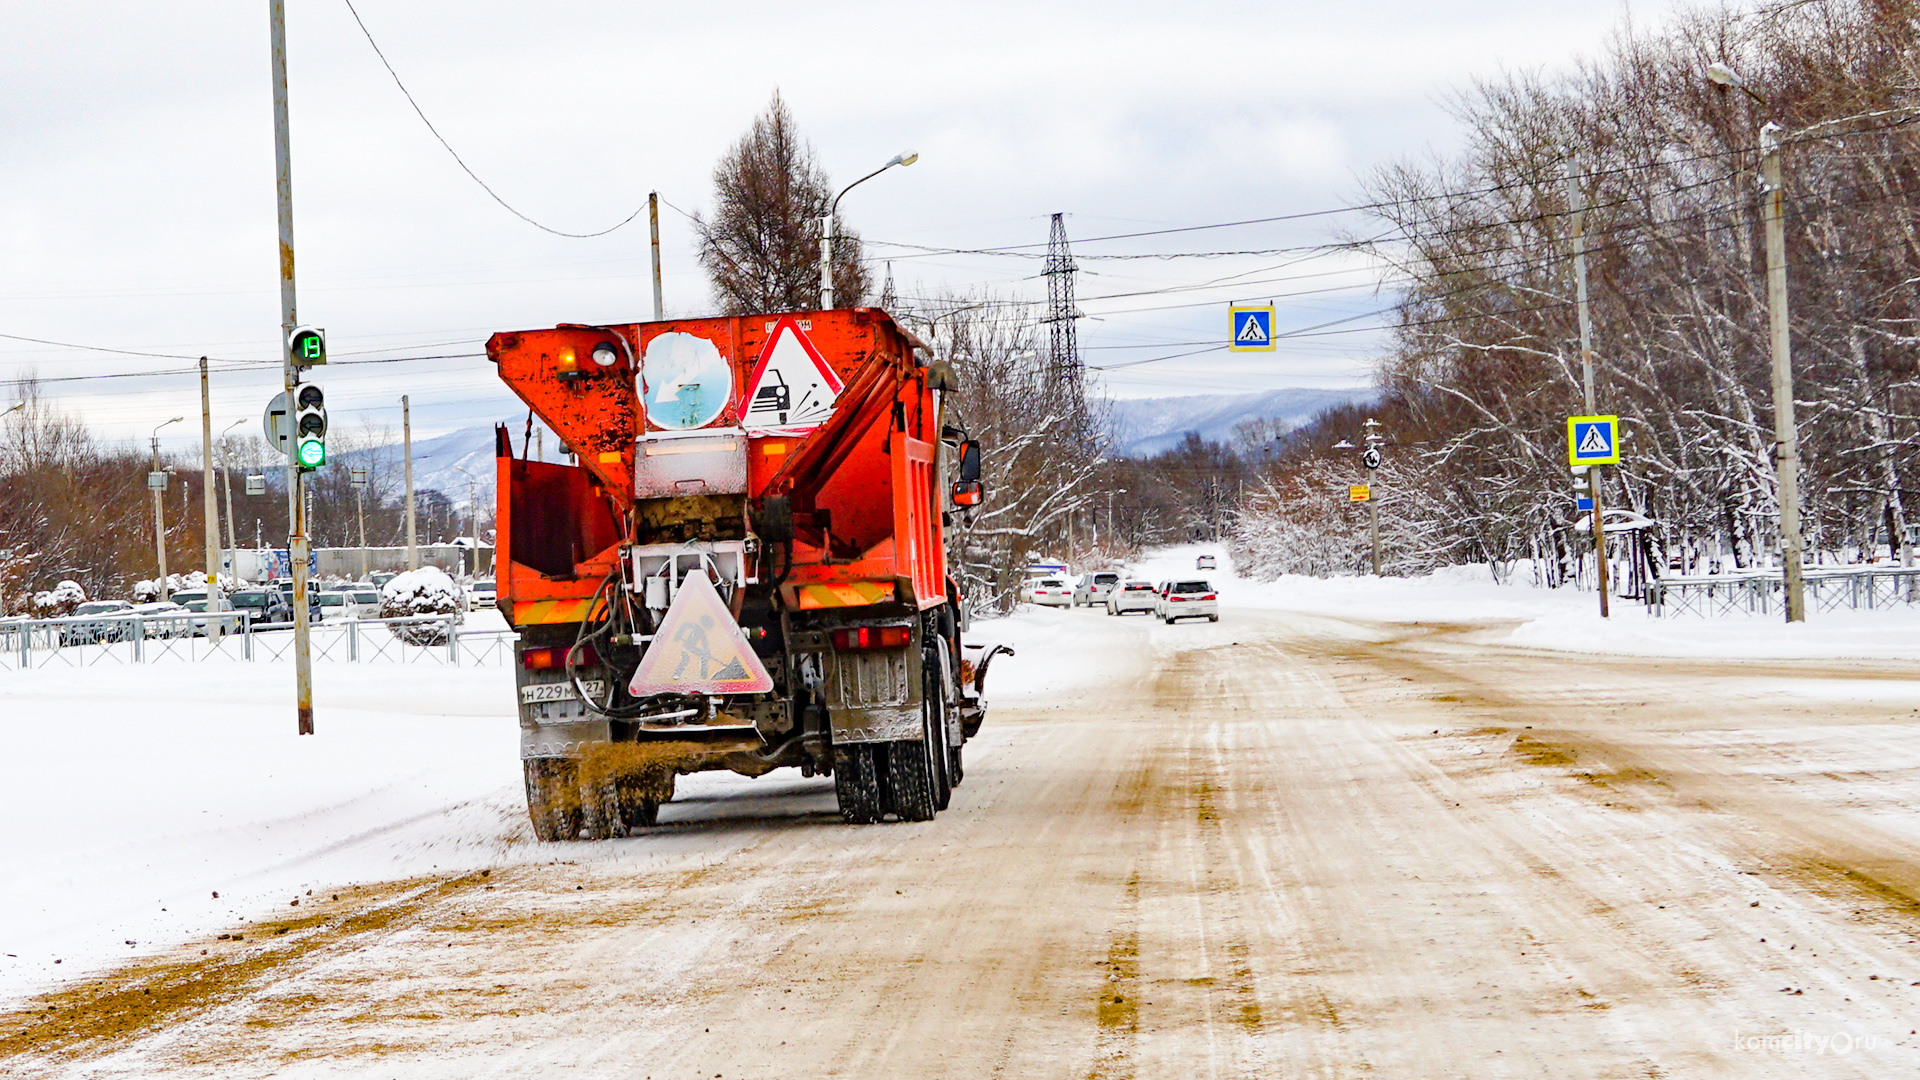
[1645,565,1920,617]
[0,612,516,670]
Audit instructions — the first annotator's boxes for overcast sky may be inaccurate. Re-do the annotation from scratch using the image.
[0,0,1707,448]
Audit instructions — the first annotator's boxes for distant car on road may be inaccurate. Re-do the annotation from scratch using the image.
[1105,580,1158,616]
[1072,572,1121,608]
[1021,577,1073,608]
[469,578,497,611]
[1196,555,1217,570]
[1157,579,1219,623]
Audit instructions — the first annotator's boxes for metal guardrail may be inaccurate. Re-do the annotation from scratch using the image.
[0,611,516,670]
[1645,565,1920,617]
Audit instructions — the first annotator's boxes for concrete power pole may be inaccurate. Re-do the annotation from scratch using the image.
[199,357,223,613]
[649,191,664,321]
[403,394,418,570]
[1760,123,1807,623]
[1567,162,1610,618]
[270,0,315,734]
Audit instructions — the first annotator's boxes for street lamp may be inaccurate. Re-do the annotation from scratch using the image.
[820,150,918,310]
[220,419,244,559]
[453,465,483,580]
[150,416,185,601]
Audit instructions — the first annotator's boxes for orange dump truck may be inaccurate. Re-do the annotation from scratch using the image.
[487,308,1006,839]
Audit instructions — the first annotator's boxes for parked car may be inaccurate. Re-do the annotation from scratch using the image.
[229,589,293,627]
[1020,576,1073,607]
[1105,580,1159,616]
[1196,555,1217,570]
[128,601,190,638]
[60,600,134,645]
[468,578,497,611]
[1157,579,1219,623]
[344,587,381,617]
[315,590,360,623]
[1071,572,1122,608]
[370,571,397,589]
[177,596,238,636]
[272,579,322,618]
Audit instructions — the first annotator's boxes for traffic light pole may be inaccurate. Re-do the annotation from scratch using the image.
[271,0,314,735]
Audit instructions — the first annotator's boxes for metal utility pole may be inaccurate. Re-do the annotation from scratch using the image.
[270,0,315,734]
[220,419,242,559]
[1761,122,1807,622]
[403,394,418,570]
[1567,163,1610,618]
[1363,418,1385,576]
[199,359,223,613]
[149,416,183,601]
[1042,213,1085,406]
[649,191,663,320]
[351,467,369,579]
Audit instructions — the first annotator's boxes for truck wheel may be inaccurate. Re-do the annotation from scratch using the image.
[580,774,621,841]
[618,771,674,829]
[833,744,883,824]
[885,721,940,823]
[524,758,582,842]
[948,743,965,787]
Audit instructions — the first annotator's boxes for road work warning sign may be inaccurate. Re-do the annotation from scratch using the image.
[629,571,773,696]
[1349,484,1371,502]
[742,316,845,436]
[1229,305,1276,352]
[1567,415,1620,466]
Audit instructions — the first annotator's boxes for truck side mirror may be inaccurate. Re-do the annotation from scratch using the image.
[952,479,984,507]
[957,440,981,482]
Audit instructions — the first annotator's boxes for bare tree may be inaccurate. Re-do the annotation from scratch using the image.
[697,92,869,314]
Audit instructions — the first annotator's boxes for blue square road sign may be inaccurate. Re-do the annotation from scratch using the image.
[1567,415,1620,466]
[1229,306,1275,352]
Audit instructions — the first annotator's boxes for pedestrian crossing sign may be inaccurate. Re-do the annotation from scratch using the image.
[1567,415,1620,466]
[1229,305,1275,352]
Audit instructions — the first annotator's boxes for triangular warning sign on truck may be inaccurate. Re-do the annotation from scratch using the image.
[629,571,774,696]
[741,316,844,436]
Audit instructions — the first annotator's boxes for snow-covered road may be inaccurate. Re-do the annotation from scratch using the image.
[8,576,1920,1075]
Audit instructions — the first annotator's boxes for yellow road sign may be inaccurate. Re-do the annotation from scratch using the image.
[1349,484,1371,502]
[1567,415,1620,465]
[629,571,773,696]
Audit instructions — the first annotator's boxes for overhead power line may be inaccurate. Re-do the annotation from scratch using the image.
[341,0,646,239]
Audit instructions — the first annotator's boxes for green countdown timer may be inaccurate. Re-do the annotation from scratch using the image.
[289,326,326,366]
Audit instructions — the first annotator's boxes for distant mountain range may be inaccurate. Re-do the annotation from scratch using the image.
[1106,387,1374,457]
[343,386,1373,504]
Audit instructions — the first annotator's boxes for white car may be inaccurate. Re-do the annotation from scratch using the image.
[1021,576,1073,607]
[1072,572,1121,608]
[469,578,497,611]
[1196,555,1217,570]
[128,601,190,637]
[1105,580,1158,615]
[1157,579,1219,623]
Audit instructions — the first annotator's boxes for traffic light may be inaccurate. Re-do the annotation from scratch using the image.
[294,384,327,468]
[288,325,326,367]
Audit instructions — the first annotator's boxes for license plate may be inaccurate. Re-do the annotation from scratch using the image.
[520,680,605,704]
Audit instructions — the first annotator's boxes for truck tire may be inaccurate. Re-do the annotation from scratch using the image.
[948,744,965,787]
[581,774,621,841]
[618,771,674,830]
[884,713,940,823]
[524,758,582,842]
[834,744,883,824]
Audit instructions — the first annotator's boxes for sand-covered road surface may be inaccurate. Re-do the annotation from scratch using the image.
[9,607,1920,1077]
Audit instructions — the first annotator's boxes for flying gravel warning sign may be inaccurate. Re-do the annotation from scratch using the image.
[1567,415,1620,466]
[742,316,845,436]
[1229,305,1275,352]
[629,571,773,696]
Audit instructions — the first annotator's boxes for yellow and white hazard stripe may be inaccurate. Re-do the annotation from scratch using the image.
[791,581,895,610]
[512,598,605,625]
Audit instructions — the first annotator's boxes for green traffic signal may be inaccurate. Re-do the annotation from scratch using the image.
[289,325,326,366]
[297,438,327,468]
